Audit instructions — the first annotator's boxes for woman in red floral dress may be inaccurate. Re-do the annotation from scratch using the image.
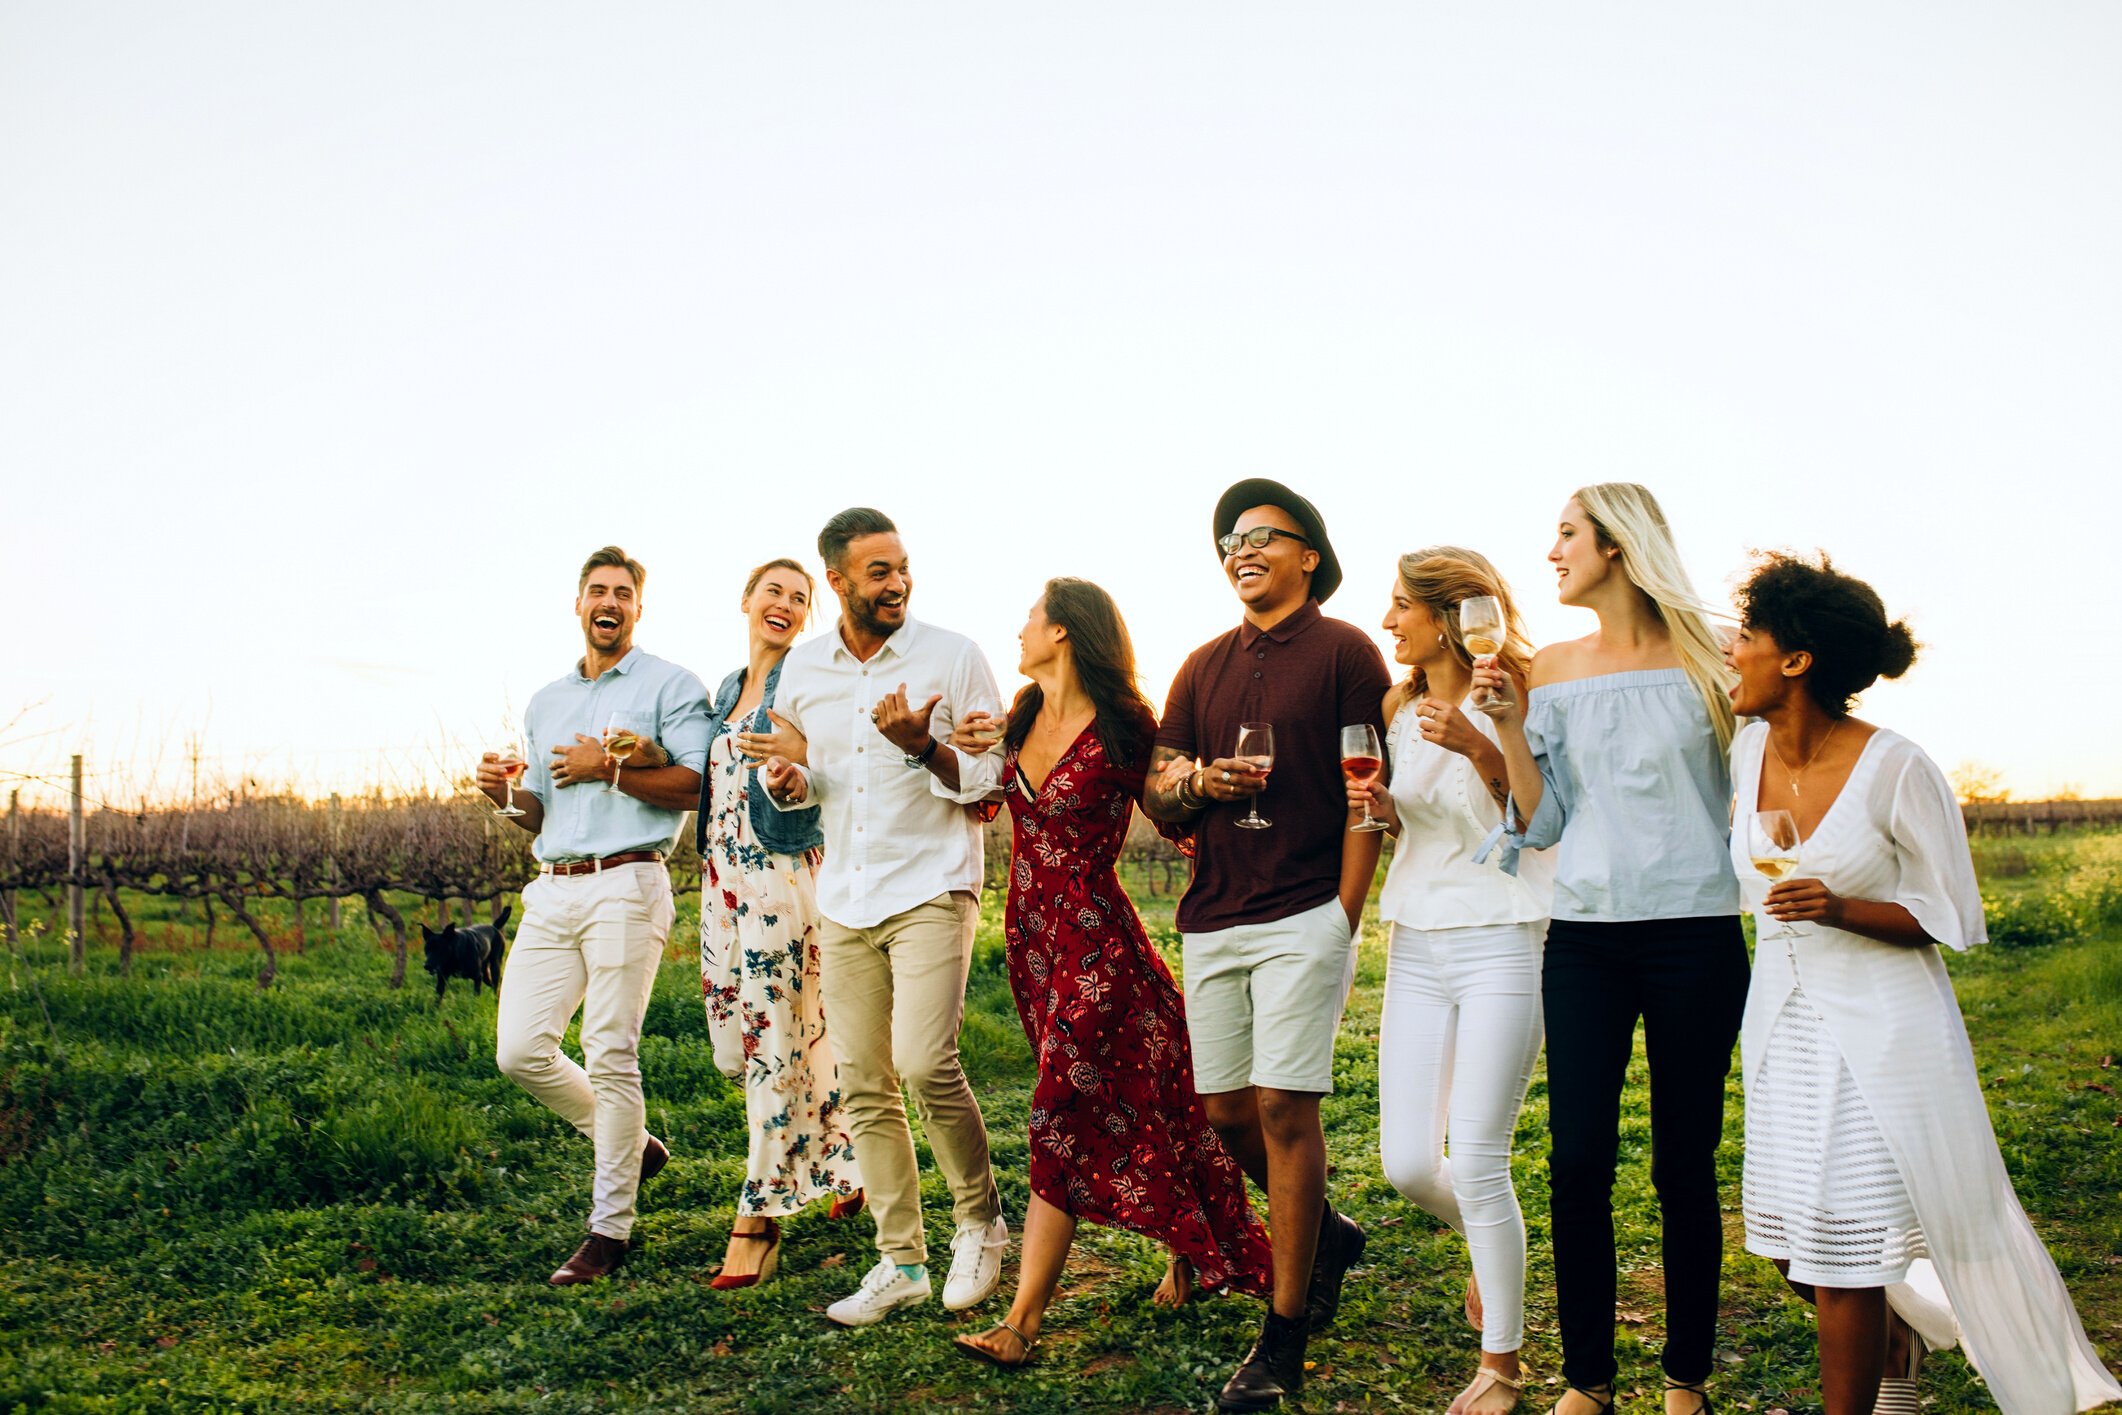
[952,578,1272,1368]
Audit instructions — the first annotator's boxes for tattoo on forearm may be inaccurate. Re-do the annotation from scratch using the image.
[1486,775,1510,810]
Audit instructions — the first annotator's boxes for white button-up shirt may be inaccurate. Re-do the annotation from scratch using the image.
[766,615,1004,929]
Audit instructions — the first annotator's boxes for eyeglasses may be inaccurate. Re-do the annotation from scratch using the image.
[1218,526,1312,557]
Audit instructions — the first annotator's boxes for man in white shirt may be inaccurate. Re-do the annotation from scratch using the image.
[751,506,1008,1326]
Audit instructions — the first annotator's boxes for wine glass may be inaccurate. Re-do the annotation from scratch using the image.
[964,709,1006,755]
[1460,596,1512,716]
[1748,808,1802,938]
[1233,721,1275,830]
[1340,724,1387,833]
[603,712,644,795]
[493,742,526,817]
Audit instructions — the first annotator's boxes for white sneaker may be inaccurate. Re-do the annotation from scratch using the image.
[942,1214,1009,1311]
[825,1258,931,1327]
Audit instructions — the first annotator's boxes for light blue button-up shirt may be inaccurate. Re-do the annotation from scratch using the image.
[1504,667,1738,923]
[520,647,711,864]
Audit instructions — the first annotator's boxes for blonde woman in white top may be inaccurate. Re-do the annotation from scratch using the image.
[1725,552,2119,1415]
[1347,548,1554,1415]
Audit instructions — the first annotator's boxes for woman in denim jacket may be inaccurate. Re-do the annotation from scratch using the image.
[697,558,863,1287]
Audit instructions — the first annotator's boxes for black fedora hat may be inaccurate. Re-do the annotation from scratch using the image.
[1212,478,1344,604]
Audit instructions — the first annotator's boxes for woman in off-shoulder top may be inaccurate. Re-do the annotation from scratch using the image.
[1477,484,1747,1415]
[1723,552,2119,1415]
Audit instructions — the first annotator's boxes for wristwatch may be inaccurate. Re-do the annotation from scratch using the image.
[903,737,940,769]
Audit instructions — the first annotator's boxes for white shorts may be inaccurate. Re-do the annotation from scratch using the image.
[1181,896,1357,1095]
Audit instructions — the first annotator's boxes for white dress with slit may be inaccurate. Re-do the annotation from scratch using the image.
[1731,722,2119,1415]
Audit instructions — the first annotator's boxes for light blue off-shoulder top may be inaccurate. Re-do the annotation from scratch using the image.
[1499,668,1739,923]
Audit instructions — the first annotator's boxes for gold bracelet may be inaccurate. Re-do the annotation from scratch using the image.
[1176,768,1206,812]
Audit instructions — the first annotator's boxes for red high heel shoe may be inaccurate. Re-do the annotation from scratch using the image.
[828,1188,866,1221]
[709,1218,780,1290]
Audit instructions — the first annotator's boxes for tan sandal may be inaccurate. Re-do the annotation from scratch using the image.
[953,1319,1038,1367]
[1451,1366,1524,1415]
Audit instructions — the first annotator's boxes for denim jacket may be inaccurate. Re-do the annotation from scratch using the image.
[694,657,825,857]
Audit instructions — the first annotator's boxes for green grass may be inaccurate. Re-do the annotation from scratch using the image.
[1,840,2118,1414]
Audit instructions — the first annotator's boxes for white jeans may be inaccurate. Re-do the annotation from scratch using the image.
[496,862,673,1241]
[1379,920,1545,1353]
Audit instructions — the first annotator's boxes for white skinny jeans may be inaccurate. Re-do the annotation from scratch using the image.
[1379,920,1545,1353]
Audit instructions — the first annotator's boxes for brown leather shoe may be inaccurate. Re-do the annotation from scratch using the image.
[549,1233,628,1286]
[639,1134,669,1185]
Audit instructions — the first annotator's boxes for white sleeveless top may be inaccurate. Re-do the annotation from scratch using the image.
[1377,696,1554,931]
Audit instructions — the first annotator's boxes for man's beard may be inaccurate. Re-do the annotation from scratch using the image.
[844,587,903,637]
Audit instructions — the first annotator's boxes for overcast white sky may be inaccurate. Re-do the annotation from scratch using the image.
[4,3,2119,807]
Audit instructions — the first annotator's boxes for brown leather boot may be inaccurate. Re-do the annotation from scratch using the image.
[549,1233,628,1286]
[639,1134,669,1185]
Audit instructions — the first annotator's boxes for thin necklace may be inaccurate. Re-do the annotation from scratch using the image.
[1765,719,1839,799]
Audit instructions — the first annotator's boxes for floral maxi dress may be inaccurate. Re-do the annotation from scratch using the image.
[701,727,860,1217]
[1003,721,1272,1295]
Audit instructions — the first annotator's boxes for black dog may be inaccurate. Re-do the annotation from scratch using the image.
[420,906,511,1000]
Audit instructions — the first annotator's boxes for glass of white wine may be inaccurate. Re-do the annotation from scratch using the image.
[1233,721,1275,830]
[494,742,526,817]
[1460,595,1512,717]
[1749,808,1802,939]
[604,712,644,795]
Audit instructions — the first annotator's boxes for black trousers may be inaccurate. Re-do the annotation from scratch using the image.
[1542,915,1750,1390]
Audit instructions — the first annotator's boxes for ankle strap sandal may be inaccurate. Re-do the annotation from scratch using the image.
[1665,1379,1715,1415]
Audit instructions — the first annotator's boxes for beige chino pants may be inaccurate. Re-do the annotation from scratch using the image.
[495,862,673,1241]
[820,891,1000,1265]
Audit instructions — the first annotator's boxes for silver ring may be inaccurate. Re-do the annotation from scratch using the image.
[1221,770,1231,783]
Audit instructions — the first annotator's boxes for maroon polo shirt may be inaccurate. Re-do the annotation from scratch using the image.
[1156,598,1391,934]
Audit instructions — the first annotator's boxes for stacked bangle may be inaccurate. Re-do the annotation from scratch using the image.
[1175,768,1207,812]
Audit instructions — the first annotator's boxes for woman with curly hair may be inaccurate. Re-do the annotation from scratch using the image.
[1726,551,2119,1415]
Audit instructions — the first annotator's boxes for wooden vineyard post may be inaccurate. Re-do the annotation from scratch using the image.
[328,793,343,933]
[68,755,85,974]
[3,790,16,950]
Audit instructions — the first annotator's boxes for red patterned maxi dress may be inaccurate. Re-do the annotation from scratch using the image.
[1002,722,1272,1296]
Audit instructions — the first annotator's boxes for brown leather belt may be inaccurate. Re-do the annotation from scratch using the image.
[538,850,665,878]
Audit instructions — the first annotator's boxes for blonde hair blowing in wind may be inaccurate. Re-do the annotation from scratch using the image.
[1388,547,1535,719]
[1571,482,1738,751]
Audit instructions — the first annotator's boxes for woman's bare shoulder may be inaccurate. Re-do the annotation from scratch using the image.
[1528,635,1599,688]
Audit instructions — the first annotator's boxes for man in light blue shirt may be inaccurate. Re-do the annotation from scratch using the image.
[473,545,709,1286]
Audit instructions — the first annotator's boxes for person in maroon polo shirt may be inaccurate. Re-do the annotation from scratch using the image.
[1143,479,1391,1413]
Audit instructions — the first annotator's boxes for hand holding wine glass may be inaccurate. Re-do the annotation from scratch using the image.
[1340,724,1387,833]
[951,710,1007,756]
[1232,721,1275,829]
[603,712,645,796]
[1460,596,1513,717]
[492,742,527,817]
[1748,809,1802,937]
